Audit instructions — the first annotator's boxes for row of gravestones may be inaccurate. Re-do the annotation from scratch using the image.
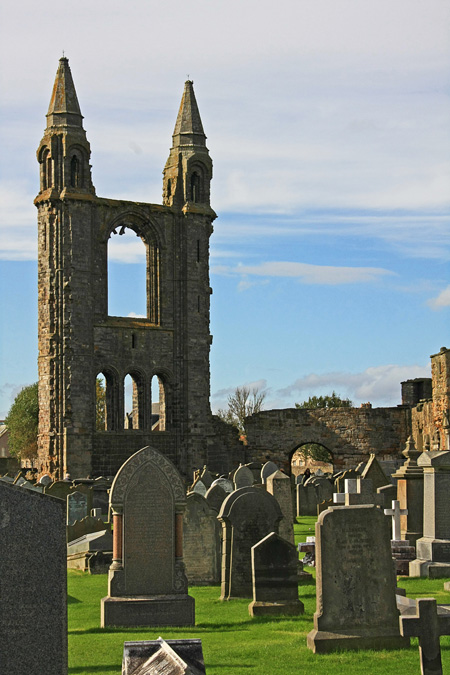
[5,446,450,674]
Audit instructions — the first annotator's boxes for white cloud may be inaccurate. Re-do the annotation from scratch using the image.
[277,363,431,407]
[213,261,394,286]
[428,286,450,310]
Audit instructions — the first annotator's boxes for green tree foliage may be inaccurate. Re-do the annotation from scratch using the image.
[295,390,353,409]
[294,391,352,462]
[5,382,39,460]
[96,377,106,431]
[217,385,266,434]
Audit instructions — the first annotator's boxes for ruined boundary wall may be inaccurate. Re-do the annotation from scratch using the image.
[411,347,450,452]
[245,406,412,474]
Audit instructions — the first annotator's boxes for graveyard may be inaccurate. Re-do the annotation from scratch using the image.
[1,52,449,675]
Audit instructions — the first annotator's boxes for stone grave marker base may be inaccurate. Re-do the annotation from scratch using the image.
[249,599,304,617]
[307,628,409,654]
[409,559,450,578]
[67,550,112,574]
[101,594,195,628]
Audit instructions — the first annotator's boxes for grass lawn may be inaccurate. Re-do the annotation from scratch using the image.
[68,517,450,674]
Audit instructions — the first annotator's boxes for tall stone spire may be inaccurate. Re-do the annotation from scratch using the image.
[172,80,206,147]
[36,57,94,196]
[163,81,213,211]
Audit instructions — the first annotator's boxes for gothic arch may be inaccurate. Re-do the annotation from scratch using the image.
[104,211,163,324]
[187,162,208,203]
[123,367,148,431]
[95,366,120,431]
[151,368,174,432]
[68,145,85,188]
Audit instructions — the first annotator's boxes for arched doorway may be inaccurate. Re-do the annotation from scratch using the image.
[290,442,334,478]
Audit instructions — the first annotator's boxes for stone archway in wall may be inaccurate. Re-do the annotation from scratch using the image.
[290,442,334,478]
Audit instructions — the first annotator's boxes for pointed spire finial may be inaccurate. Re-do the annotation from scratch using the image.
[172,80,205,145]
[46,56,83,128]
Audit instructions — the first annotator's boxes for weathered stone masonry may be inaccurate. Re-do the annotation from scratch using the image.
[35,57,242,480]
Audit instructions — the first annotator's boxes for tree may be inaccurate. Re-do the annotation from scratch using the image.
[295,390,352,409]
[294,391,353,463]
[217,385,266,434]
[96,377,106,431]
[5,383,39,461]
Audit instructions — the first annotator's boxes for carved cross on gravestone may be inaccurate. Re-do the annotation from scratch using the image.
[399,597,450,675]
[384,500,408,542]
[333,477,383,506]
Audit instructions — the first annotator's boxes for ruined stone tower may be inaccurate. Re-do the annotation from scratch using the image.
[35,57,222,480]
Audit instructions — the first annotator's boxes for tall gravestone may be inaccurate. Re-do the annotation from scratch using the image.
[266,470,294,544]
[101,446,194,627]
[205,483,227,513]
[307,504,409,653]
[392,437,424,547]
[410,451,450,578]
[218,486,282,599]
[0,482,67,674]
[233,465,254,489]
[183,493,221,586]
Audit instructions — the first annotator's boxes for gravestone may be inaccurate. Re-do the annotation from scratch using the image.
[205,483,227,513]
[307,504,409,653]
[218,486,282,599]
[311,476,333,503]
[296,482,317,516]
[210,477,234,493]
[400,598,450,675]
[333,477,383,506]
[67,490,88,526]
[0,481,67,674]
[334,468,359,494]
[246,461,263,483]
[410,451,450,578]
[266,470,294,544]
[67,514,110,543]
[122,638,206,675]
[183,493,221,586]
[192,479,207,496]
[101,446,194,627]
[249,532,304,617]
[361,453,390,491]
[261,461,279,484]
[91,476,112,517]
[44,480,73,500]
[200,466,215,488]
[67,529,113,574]
[38,474,53,487]
[377,483,397,510]
[233,465,254,489]
[392,437,424,547]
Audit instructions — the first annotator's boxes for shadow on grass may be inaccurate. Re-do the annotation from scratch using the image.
[69,667,118,673]
[207,665,254,669]
[68,595,82,604]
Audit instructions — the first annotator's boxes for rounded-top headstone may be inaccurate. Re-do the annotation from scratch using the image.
[233,465,254,490]
[205,484,227,513]
[38,474,53,487]
[210,477,233,494]
[261,461,279,484]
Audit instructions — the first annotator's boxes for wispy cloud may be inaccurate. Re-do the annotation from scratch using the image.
[278,363,431,407]
[213,261,394,286]
[428,285,450,310]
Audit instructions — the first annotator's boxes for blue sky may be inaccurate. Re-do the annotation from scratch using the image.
[0,0,449,418]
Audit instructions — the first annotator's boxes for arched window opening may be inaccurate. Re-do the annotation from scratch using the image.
[291,443,334,479]
[108,227,147,318]
[46,155,52,190]
[151,375,166,431]
[167,179,171,198]
[70,154,81,188]
[124,373,144,430]
[96,371,118,431]
[190,171,201,203]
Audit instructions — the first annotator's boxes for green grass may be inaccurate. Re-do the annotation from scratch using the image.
[67,518,450,674]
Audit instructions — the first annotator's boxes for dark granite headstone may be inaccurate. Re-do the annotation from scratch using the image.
[0,481,67,674]
[249,532,304,617]
[67,490,88,526]
[218,486,282,599]
[205,483,227,513]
